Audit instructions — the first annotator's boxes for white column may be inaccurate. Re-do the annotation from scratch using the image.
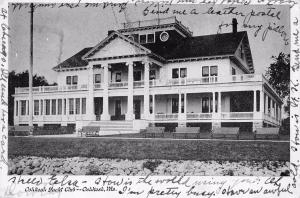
[26,100,28,115]
[126,61,134,120]
[143,61,150,119]
[14,100,17,116]
[178,92,182,115]
[56,99,58,115]
[43,99,46,116]
[184,93,187,114]
[266,95,269,115]
[66,98,69,116]
[253,90,257,112]
[218,92,221,113]
[260,90,264,113]
[101,63,110,120]
[212,92,215,113]
[87,65,95,120]
[62,98,65,115]
[153,94,156,115]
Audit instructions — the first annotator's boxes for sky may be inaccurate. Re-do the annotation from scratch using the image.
[8,4,290,83]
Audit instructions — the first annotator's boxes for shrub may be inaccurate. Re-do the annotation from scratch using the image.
[142,160,162,172]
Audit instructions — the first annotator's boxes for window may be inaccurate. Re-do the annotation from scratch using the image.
[172,98,179,113]
[181,94,184,113]
[239,44,245,60]
[72,76,78,85]
[69,98,74,115]
[115,72,121,82]
[82,98,86,114]
[34,100,39,115]
[202,66,209,77]
[94,74,101,84]
[66,75,78,85]
[150,70,156,80]
[140,34,146,44]
[45,100,50,115]
[134,71,141,81]
[180,68,187,78]
[172,68,179,78]
[51,99,56,115]
[202,66,218,77]
[66,76,72,85]
[75,98,80,114]
[147,33,155,43]
[58,99,62,115]
[16,101,18,116]
[21,100,26,115]
[210,66,218,76]
[232,67,236,75]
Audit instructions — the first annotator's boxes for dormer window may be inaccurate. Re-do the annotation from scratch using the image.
[139,33,155,44]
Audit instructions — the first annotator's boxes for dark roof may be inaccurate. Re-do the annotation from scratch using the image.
[143,31,246,59]
[53,31,247,70]
[53,47,93,70]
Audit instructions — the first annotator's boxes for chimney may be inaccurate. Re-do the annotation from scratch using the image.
[232,18,238,33]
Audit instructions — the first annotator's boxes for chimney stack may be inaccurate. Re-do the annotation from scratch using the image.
[232,18,238,33]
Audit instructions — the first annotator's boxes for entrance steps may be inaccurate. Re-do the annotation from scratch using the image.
[88,120,138,136]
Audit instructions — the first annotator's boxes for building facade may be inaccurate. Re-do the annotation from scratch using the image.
[13,17,282,132]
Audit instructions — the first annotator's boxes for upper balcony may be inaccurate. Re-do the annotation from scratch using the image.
[14,74,269,95]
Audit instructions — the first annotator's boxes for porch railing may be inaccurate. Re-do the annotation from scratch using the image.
[155,113,178,120]
[186,113,212,120]
[221,112,254,120]
[109,82,128,88]
[15,84,88,94]
[133,81,144,87]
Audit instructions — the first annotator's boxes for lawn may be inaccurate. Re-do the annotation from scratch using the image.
[8,137,289,161]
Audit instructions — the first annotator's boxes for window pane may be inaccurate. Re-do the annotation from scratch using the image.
[94,74,101,83]
[180,68,187,78]
[52,99,56,115]
[147,34,155,43]
[210,66,218,76]
[82,98,86,114]
[72,76,78,85]
[21,100,26,115]
[202,66,209,77]
[116,72,121,82]
[134,71,141,81]
[46,100,50,115]
[34,100,39,115]
[150,70,156,80]
[140,34,146,44]
[202,97,209,113]
[76,98,80,114]
[66,76,71,85]
[232,67,236,75]
[172,68,179,78]
[69,99,74,115]
[58,99,62,115]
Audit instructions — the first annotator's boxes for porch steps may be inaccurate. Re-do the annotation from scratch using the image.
[88,121,137,136]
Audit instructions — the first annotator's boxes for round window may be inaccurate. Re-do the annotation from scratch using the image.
[127,35,134,41]
[160,32,169,42]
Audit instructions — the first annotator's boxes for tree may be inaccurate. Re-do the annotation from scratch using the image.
[266,52,290,99]
[265,53,290,134]
[8,70,53,125]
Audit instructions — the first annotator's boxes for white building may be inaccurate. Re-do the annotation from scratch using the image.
[13,17,282,133]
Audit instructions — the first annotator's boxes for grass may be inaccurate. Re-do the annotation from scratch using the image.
[8,137,289,161]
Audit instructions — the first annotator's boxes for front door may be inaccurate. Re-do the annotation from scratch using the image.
[115,100,121,118]
[134,100,141,119]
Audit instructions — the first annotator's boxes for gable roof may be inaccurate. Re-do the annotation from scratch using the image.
[143,31,247,60]
[53,47,92,71]
[52,31,251,70]
[82,31,153,60]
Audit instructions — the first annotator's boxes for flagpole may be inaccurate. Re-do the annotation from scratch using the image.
[29,3,33,130]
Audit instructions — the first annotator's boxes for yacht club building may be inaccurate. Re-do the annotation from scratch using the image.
[13,17,282,133]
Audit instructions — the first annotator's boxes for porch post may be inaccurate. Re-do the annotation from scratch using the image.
[266,95,269,115]
[253,90,257,112]
[101,63,110,120]
[178,92,182,115]
[126,61,134,120]
[143,60,150,119]
[212,92,215,113]
[218,92,221,113]
[87,64,95,120]
[153,94,156,115]
[66,98,69,116]
[184,92,187,114]
[260,89,264,114]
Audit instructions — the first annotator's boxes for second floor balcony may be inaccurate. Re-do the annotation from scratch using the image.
[15,74,267,94]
